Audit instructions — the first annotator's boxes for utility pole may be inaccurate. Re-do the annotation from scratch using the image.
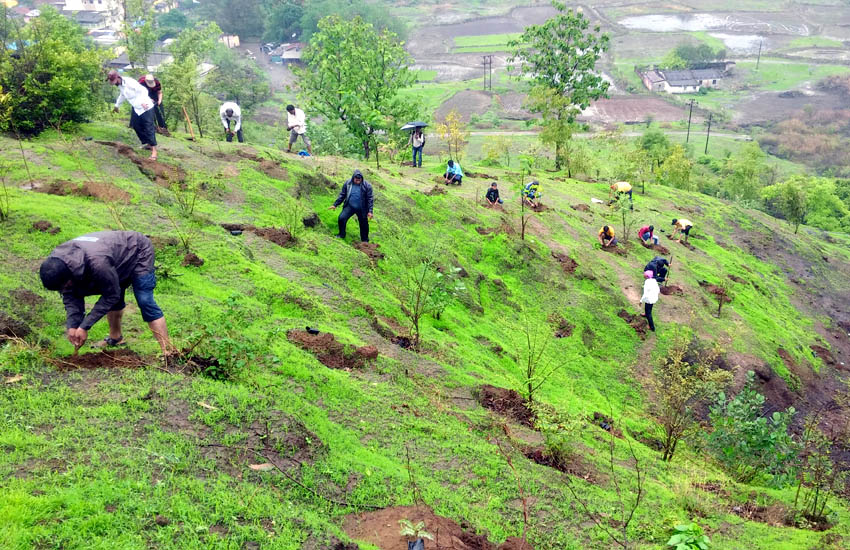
[704,112,712,155]
[482,55,493,91]
[686,99,696,143]
[756,39,762,71]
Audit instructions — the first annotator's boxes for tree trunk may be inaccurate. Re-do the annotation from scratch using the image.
[555,141,562,170]
[363,140,371,160]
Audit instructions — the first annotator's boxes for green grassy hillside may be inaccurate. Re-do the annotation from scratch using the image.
[1,123,849,550]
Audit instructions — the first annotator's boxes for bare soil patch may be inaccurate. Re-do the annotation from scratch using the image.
[571,203,591,212]
[549,314,574,339]
[478,385,535,428]
[35,179,131,203]
[424,185,448,196]
[287,329,378,370]
[371,316,412,348]
[617,309,649,337]
[699,281,732,304]
[302,213,320,228]
[0,313,30,339]
[31,220,60,234]
[551,252,578,275]
[602,244,628,256]
[523,446,599,483]
[353,242,384,263]
[810,344,837,366]
[221,223,295,248]
[343,505,533,550]
[97,141,186,186]
[182,252,204,267]
[580,97,689,125]
[435,90,493,122]
[9,288,44,309]
[54,349,147,370]
[660,284,684,296]
[641,242,670,255]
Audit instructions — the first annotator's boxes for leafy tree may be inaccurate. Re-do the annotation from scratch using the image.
[168,21,223,62]
[297,15,417,168]
[199,0,264,38]
[157,9,188,39]
[611,193,636,242]
[794,415,846,522]
[0,7,109,135]
[298,0,407,42]
[524,86,584,172]
[761,176,808,234]
[672,43,726,67]
[436,109,469,162]
[650,331,732,462]
[508,1,609,170]
[723,142,768,202]
[707,371,800,487]
[639,128,671,170]
[662,145,693,190]
[205,48,271,110]
[805,179,850,233]
[263,0,304,43]
[481,135,512,167]
[124,0,158,70]
[158,53,217,138]
[662,50,688,70]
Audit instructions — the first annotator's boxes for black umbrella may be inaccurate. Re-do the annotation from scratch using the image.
[401,121,428,131]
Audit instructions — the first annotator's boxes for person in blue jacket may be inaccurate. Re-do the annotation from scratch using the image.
[443,159,463,185]
[330,169,374,242]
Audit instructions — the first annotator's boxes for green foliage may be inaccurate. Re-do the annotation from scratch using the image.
[437,109,469,162]
[263,0,304,43]
[205,48,271,110]
[298,0,407,42]
[761,176,808,234]
[666,522,711,550]
[0,7,109,135]
[665,43,726,69]
[399,519,434,541]
[308,119,362,157]
[187,295,260,381]
[198,0,264,39]
[157,9,188,39]
[650,331,732,462]
[167,21,223,61]
[795,417,844,523]
[123,0,158,70]
[708,371,800,487]
[662,145,693,190]
[722,142,768,203]
[508,1,608,170]
[662,50,689,70]
[298,15,417,168]
[639,128,671,169]
[481,135,512,167]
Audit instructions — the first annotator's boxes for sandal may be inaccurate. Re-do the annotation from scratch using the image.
[92,336,127,348]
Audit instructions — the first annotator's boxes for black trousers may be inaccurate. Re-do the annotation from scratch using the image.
[226,127,244,143]
[338,205,369,241]
[153,103,167,129]
[130,108,157,146]
[645,302,655,332]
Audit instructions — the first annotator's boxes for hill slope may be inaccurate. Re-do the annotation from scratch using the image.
[1,123,850,550]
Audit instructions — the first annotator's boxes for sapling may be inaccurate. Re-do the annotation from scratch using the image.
[399,519,433,550]
[712,279,732,317]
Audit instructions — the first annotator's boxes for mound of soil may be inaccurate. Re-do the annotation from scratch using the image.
[287,329,377,370]
[465,171,495,179]
[478,385,535,427]
[617,309,648,337]
[302,213,320,228]
[32,220,60,234]
[353,242,384,262]
[182,252,204,267]
[423,185,448,196]
[551,252,578,275]
[476,226,494,235]
[9,288,44,308]
[529,203,548,213]
[641,242,670,255]
[55,349,147,370]
[571,203,590,212]
[811,344,837,366]
[699,281,732,303]
[0,313,30,339]
[728,274,748,284]
[344,505,533,550]
[257,159,288,180]
[220,224,295,248]
[549,314,574,338]
[601,244,628,256]
[660,284,684,296]
[36,179,131,203]
[97,141,186,186]
[523,446,598,483]
[692,481,730,496]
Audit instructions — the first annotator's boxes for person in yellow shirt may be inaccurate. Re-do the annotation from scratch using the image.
[610,181,633,209]
[671,218,693,243]
[598,225,617,248]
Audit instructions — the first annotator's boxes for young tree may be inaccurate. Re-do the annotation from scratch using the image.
[762,176,808,234]
[524,86,584,172]
[723,142,767,202]
[514,311,569,405]
[0,7,108,135]
[205,48,271,110]
[168,21,222,62]
[297,15,417,168]
[650,330,732,462]
[639,128,671,171]
[611,193,636,242]
[662,145,693,190]
[436,109,469,162]
[507,1,609,170]
[124,0,158,70]
[263,0,304,43]
[159,54,213,138]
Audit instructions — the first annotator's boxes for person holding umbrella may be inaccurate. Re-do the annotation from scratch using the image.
[402,121,427,167]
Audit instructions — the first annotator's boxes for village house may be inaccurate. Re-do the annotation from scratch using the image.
[269,42,306,64]
[638,63,734,94]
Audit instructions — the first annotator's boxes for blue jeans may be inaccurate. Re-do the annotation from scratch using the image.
[111,271,164,322]
[412,146,423,167]
[642,233,659,245]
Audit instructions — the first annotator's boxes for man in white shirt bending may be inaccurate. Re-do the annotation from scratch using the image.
[220,101,243,143]
[286,104,312,155]
[107,70,158,161]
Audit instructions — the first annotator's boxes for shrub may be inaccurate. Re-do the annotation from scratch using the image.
[666,522,711,550]
[707,371,800,487]
[0,7,109,135]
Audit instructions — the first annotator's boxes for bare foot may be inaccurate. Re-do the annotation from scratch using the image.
[150,154,157,161]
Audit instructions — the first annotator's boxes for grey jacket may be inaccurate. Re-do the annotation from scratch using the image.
[333,170,374,213]
[48,231,155,330]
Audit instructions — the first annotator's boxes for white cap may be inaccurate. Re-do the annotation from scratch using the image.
[144,74,155,85]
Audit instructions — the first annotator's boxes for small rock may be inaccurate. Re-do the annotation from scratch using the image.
[155,515,170,526]
[302,213,320,228]
[182,253,204,267]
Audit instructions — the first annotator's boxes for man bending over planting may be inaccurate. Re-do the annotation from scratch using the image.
[39,231,173,354]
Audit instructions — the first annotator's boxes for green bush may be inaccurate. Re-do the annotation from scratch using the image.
[666,522,711,550]
[707,371,800,487]
[0,7,109,135]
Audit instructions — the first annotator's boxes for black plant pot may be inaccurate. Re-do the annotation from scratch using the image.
[408,539,425,550]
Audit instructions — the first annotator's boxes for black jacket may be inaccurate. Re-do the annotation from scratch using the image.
[334,170,374,213]
[486,187,500,202]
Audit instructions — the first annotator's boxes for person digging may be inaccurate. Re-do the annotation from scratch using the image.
[485,182,503,207]
[522,180,541,208]
[39,231,173,355]
[443,159,463,185]
[609,181,633,209]
[644,256,669,283]
[598,225,617,248]
[671,218,693,244]
[107,69,158,161]
[330,170,374,242]
[286,104,313,155]
[638,224,659,246]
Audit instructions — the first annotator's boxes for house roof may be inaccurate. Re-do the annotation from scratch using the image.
[690,68,725,80]
[642,70,666,84]
[75,10,104,23]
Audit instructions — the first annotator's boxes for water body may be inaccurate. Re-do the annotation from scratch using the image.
[619,13,809,36]
[709,33,764,53]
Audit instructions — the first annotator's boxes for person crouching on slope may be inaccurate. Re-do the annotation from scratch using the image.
[330,170,374,242]
[638,224,659,246]
[39,231,173,354]
[107,70,158,161]
[640,269,659,332]
[598,225,617,248]
[671,218,693,244]
[444,159,463,185]
[485,182,503,206]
